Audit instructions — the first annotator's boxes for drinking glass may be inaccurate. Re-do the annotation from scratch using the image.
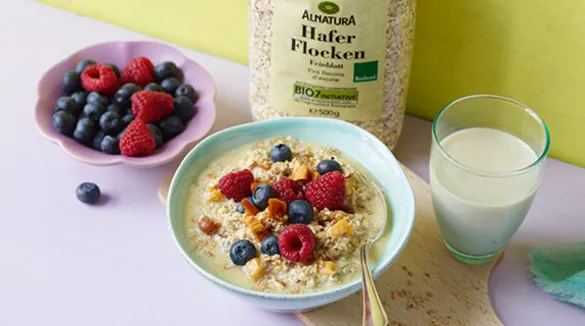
[430,95,550,264]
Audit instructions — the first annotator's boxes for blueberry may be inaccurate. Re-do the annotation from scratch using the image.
[288,200,314,225]
[144,83,164,92]
[173,96,195,122]
[154,61,181,82]
[161,77,181,95]
[270,144,292,162]
[158,115,184,140]
[113,83,141,108]
[175,84,197,103]
[100,135,120,154]
[116,128,126,140]
[316,159,343,175]
[252,184,277,211]
[147,124,163,149]
[76,182,101,204]
[260,236,280,256]
[71,91,88,107]
[105,63,120,77]
[86,92,109,107]
[73,118,97,145]
[75,59,96,74]
[61,71,82,95]
[54,96,81,116]
[236,196,254,213]
[106,104,125,116]
[52,110,77,135]
[121,112,135,126]
[99,111,122,135]
[92,130,106,151]
[229,240,257,266]
[82,102,106,123]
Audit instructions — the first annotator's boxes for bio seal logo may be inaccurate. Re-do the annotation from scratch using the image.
[317,1,340,15]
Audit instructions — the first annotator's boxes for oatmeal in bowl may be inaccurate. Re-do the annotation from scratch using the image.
[167,117,415,312]
[185,137,387,294]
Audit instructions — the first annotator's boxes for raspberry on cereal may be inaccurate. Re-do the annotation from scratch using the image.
[219,169,254,202]
[273,177,305,204]
[305,171,346,211]
[278,224,315,262]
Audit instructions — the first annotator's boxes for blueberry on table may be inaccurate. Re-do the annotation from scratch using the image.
[316,159,343,175]
[174,84,197,103]
[92,130,106,150]
[99,111,122,135]
[161,77,181,95]
[229,240,257,266]
[147,124,164,149]
[121,112,135,126]
[71,91,88,107]
[76,182,101,204]
[252,184,277,211]
[105,63,120,77]
[288,200,314,225]
[270,144,292,162]
[54,96,81,116]
[106,104,125,116]
[100,135,120,154]
[73,117,97,145]
[154,61,181,82]
[52,110,77,136]
[173,96,195,123]
[86,92,109,107]
[261,235,280,256]
[236,196,254,213]
[75,59,96,74]
[158,115,184,140]
[144,83,164,93]
[82,102,107,123]
[61,71,82,95]
[113,83,141,108]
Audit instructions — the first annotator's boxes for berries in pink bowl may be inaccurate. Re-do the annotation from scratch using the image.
[34,41,216,167]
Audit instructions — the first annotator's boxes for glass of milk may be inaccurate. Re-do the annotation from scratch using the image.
[430,95,550,264]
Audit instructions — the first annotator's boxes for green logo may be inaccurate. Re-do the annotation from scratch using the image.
[353,61,379,83]
[318,1,340,15]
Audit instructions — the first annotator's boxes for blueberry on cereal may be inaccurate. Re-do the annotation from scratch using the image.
[252,184,277,211]
[270,144,292,162]
[230,240,257,266]
[261,235,280,256]
[316,159,343,175]
[288,200,314,225]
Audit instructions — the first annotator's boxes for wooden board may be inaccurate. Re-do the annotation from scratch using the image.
[158,164,503,326]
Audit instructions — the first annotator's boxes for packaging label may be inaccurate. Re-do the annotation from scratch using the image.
[269,0,388,121]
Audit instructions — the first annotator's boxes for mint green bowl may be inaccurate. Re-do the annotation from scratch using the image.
[167,117,415,313]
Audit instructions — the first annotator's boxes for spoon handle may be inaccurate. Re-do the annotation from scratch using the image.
[360,245,389,326]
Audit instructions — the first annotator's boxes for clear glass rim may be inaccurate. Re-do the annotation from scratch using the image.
[432,94,551,177]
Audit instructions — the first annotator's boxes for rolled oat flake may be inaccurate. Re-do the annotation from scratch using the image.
[250,0,416,149]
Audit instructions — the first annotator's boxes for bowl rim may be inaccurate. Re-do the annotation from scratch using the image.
[33,40,217,167]
[167,117,416,300]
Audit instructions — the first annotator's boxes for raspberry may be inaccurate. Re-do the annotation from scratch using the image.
[119,120,156,156]
[278,224,315,262]
[218,169,254,202]
[305,171,346,211]
[120,56,156,87]
[80,64,119,96]
[130,90,174,124]
[273,177,304,204]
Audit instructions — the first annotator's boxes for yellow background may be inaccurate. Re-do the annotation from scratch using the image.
[38,0,585,167]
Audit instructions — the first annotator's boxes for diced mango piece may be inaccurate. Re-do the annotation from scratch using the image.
[241,198,260,216]
[292,165,312,182]
[268,198,287,218]
[311,171,321,181]
[250,182,260,193]
[330,219,354,239]
[320,261,337,275]
[244,216,270,242]
[207,190,224,202]
[207,184,219,192]
[245,258,264,280]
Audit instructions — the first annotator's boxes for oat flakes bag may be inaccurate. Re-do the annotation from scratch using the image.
[249,0,416,149]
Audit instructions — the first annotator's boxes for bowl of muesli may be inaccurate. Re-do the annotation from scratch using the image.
[167,117,415,312]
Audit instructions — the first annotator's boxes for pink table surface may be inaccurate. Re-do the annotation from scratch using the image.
[1,2,584,325]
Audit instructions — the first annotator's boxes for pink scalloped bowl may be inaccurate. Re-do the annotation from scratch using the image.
[34,41,216,167]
